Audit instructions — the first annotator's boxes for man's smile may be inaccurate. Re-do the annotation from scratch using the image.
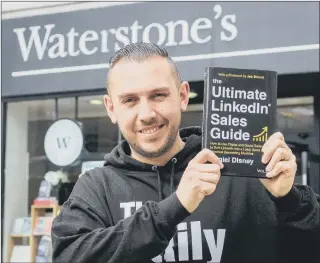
[139,124,165,135]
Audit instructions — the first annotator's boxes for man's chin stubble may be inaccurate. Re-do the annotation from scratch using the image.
[131,131,178,158]
[131,142,174,158]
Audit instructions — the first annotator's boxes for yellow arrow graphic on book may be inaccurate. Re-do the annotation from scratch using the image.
[253,127,268,142]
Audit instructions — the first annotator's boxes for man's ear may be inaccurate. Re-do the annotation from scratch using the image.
[180,81,190,112]
[104,95,117,124]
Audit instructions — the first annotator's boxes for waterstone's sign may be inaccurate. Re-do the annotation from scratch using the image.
[2,2,319,97]
[13,5,237,62]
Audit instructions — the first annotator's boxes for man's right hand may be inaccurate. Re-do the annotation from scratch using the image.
[176,149,223,213]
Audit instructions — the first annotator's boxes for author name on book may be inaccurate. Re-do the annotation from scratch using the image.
[220,156,254,165]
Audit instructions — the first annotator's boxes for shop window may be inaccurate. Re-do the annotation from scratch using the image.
[276,97,315,186]
[56,97,76,119]
[181,104,203,128]
[277,97,314,133]
[3,95,118,262]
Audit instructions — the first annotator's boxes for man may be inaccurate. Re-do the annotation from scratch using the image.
[51,43,320,263]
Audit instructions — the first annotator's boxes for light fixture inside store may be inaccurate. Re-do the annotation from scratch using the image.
[188,91,198,99]
[291,107,313,116]
[89,99,103,105]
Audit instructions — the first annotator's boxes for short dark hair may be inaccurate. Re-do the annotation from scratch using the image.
[107,42,181,93]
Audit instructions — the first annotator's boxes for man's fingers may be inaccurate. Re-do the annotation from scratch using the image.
[265,147,292,172]
[200,181,217,196]
[198,173,220,184]
[189,149,223,167]
[261,132,285,153]
[267,132,285,143]
[262,138,290,164]
[266,161,295,178]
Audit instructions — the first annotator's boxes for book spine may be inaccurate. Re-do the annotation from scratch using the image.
[202,68,210,148]
[270,71,278,134]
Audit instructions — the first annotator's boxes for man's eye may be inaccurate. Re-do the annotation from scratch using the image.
[123,98,136,104]
[153,93,168,98]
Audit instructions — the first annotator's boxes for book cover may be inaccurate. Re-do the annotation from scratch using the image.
[36,236,52,262]
[33,217,53,235]
[33,197,58,206]
[11,217,31,235]
[202,67,277,178]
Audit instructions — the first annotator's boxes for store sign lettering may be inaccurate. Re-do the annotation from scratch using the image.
[12,4,238,62]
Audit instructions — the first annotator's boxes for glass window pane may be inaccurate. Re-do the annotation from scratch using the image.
[4,95,119,261]
[78,95,118,153]
[181,105,203,128]
[4,99,55,262]
[56,97,76,119]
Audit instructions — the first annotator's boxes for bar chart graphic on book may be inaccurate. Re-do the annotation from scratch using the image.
[253,127,268,142]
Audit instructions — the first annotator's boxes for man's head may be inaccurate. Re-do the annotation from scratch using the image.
[104,43,190,161]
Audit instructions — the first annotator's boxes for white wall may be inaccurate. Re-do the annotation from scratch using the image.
[3,102,29,262]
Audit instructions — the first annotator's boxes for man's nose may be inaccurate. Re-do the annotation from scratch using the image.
[137,100,156,121]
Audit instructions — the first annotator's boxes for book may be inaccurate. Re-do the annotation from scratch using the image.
[38,180,52,198]
[36,236,52,262]
[33,217,54,235]
[202,67,277,178]
[11,217,31,235]
[33,197,58,206]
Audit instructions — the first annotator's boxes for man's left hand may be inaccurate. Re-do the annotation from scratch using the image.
[259,132,297,198]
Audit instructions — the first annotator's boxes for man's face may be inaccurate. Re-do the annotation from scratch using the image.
[105,56,189,158]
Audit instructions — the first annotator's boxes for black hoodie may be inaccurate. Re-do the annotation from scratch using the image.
[51,127,320,263]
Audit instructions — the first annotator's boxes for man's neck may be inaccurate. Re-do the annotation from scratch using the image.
[131,136,185,166]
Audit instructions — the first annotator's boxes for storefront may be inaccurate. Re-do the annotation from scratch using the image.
[1,2,319,262]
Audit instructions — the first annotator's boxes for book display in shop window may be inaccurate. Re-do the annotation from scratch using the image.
[8,204,60,262]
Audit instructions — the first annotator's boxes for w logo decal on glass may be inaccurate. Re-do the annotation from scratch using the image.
[253,127,268,142]
[56,137,71,149]
[44,119,84,166]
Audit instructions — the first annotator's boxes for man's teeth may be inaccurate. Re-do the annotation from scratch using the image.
[141,126,160,134]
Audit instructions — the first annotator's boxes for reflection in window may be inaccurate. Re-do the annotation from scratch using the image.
[276,97,314,186]
[5,95,119,221]
[277,98,314,134]
[78,95,118,153]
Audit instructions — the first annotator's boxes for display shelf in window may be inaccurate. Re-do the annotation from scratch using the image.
[30,204,60,263]
[8,217,32,262]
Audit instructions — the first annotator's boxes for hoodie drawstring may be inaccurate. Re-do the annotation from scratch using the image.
[170,158,179,261]
[153,158,178,262]
[152,157,178,202]
[170,158,177,194]
[152,166,162,202]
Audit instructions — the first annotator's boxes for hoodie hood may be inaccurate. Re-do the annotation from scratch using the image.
[104,126,202,172]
